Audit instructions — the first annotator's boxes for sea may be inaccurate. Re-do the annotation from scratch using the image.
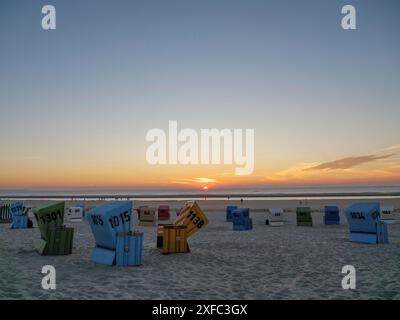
[1,185,400,201]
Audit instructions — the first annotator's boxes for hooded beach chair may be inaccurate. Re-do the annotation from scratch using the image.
[157,205,170,223]
[232,208,253,231]
[380,205,395,224]
[138,206,156,226]
[86,201,143,266]
[266,208,284,226]
[65,205,85,221]
[345,202,388,244]
[324,206,340,225]
[33,202,74,255]
[10,202,32,229]
[296,207,313,226]
[159,201,209,254]
[0,203,13,223]
[226,206,238,222]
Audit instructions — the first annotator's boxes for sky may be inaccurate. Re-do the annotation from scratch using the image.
[0,0,399,190]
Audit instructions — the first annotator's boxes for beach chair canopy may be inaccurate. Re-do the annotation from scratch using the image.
[226,206,238,222]
[86,201,133,250]
[34,202,65,240]
[324,206,340,219]
[345,203,381,233]
[175,201,209,238]
[10,202,24,216]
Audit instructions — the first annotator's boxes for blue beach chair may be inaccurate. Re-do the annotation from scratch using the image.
[232,208,253,231]
[324,206,340,225]
[10,202,32,229]
[345,202,388,244]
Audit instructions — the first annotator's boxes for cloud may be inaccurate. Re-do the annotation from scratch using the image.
[383,144,400,151]
[170,177,217,185]
[304,154,395,171]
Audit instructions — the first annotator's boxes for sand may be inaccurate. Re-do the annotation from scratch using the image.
[1,198,400,300]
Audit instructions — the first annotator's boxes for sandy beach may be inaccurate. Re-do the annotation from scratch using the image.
[1,198,399,300]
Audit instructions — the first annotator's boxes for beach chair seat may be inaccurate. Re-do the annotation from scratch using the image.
[296,207,313,226]
[226,206,238,222]
[345,202,388,244]
[116,231,143,266]
[157,205,170,223]
[33,202,74,255]
[161,225,189,254]
[138,207,156,226]
[324,206,340,225]
[87,201,140,266]
[380,205,395,224]
[266,208,284,226]
[232,208,253,231]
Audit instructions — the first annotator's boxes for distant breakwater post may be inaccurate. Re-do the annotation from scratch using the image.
[145,121,255,176]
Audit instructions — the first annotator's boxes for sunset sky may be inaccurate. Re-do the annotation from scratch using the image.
[1,0,399,190]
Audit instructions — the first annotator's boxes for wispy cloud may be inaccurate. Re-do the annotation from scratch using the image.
[170,177,217,185]
[304,154,395,171]
[383,144,400,152]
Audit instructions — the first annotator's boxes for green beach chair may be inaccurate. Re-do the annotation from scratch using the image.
[33,202,74,255]
[296,207,313,226]
[0,203,13,223]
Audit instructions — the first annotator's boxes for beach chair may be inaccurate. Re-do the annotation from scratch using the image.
[10,202,32,229]
[266,208,284,226]
[380,205,395,224]
[0,203,13,223]
[157,205,170,223]
[33,202,74,255]
[158,201,208,253]
[324,206,340,225]
[232,208,253,231]
[139,206,156,226]
[65,205,85,221]
[87,201,143,266]
[345,202,388,244]
[296,207,313,226]
[226,206,238,222]
[136,205,148,219]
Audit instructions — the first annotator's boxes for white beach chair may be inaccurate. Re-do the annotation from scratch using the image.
[380,205,396,224]
[66,206,84,221]
[266,208,284,226]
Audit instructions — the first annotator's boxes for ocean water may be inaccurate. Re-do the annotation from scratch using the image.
[0,185,400,201]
